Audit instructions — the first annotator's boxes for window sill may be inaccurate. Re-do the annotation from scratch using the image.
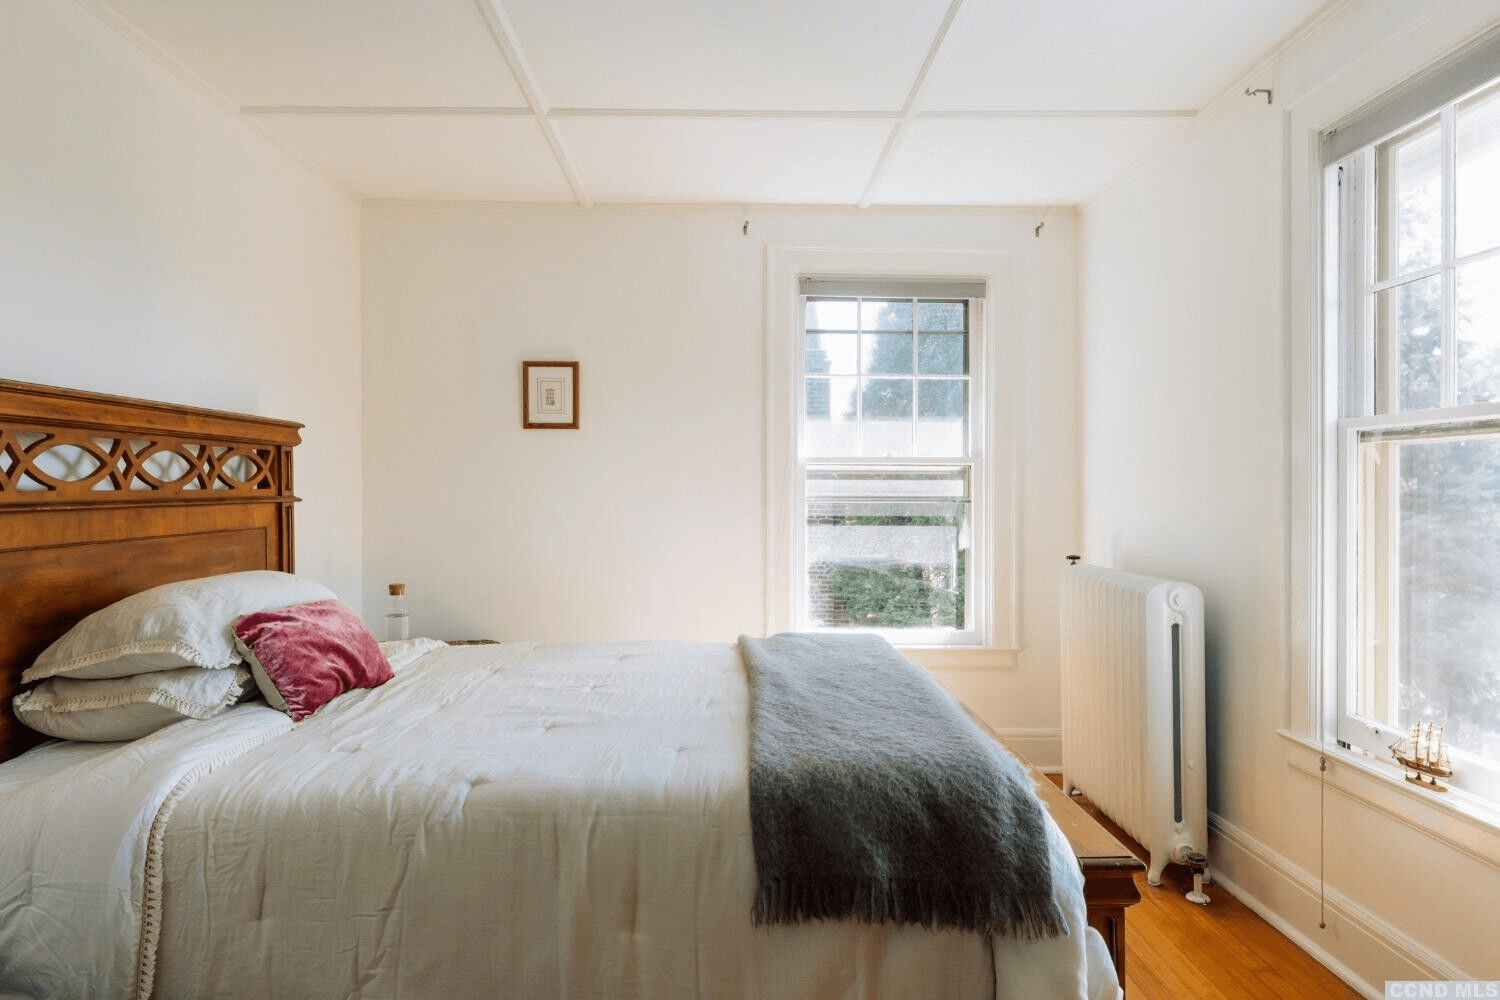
[898,646,1020,671]
[1277,729,1500,870]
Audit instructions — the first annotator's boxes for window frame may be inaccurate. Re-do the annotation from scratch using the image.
[764,246,1019,651]
[797,290,986,645]
[1326,70,1500,804]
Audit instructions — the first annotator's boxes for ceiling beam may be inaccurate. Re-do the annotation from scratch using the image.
[857,0,969,208]
[472,0,592,207]
[240,106,1197,122]
[242,106,536,118]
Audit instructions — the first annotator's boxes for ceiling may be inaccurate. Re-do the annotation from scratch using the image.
[90,0,1328,207]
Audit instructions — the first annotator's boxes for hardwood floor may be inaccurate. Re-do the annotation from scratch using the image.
[1048,779,1364,1000]
[1123,865,1360,1000]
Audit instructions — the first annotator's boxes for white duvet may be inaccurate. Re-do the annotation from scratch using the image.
[1,641,1121,1000]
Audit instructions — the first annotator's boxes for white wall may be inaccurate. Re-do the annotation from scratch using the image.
[362,204,1079,742]
[0,1,364,606]
[1080,0,1500,990]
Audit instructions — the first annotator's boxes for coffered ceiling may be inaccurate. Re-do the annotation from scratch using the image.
[89,0,1329,206]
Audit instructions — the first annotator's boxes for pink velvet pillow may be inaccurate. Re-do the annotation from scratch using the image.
[232,600,392,722]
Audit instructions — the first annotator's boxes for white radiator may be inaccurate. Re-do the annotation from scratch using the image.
[1060,564,1207,887]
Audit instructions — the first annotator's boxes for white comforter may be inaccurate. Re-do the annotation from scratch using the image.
[1,641,1120,1000]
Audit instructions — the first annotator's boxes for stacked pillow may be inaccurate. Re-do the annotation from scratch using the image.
[13,570,387,742]
[13,666,257,743]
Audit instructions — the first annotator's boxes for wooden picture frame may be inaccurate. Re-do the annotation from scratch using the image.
[522,361,579,430]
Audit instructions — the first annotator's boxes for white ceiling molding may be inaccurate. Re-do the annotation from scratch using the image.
[243,107,538,118]
[244,106,1197,122]
[472,0,591,206]
[548,108,905,121]
[80,0,1334,207]
[918,109,1197,120]
[857,0,969,208]
[498,0,953,113]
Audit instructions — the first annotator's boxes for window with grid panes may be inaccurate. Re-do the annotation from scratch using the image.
[799,278,984,645]
[1326,62,1500,802]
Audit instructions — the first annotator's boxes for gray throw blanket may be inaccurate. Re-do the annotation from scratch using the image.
[739,632,1066,939]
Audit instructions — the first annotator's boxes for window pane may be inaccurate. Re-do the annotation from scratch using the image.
[918,333,967,375]
[806,333,856,375]
[862,333,914,374]
[1457,84,1500,258]
[1377,119,1442,280]
[805,298,857,331]
[917,380,967,455]
[859,378,913,457]
[806,468,969,632]
[862,299,913,332]
[1457,256,1500,404]
[803,377,857,456]
[918,301,966,332]
[1358,430,1500,764]
[1375,274,1442,412]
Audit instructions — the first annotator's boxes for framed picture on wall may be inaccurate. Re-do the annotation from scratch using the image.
[522,361,580,429]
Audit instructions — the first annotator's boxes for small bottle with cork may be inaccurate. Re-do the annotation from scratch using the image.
[385,583,410,640]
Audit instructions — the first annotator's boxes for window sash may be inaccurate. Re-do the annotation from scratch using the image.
[804,463,975,642]
[1337,415,1500,801]
[1331,75,1500,800]
[794,292,985,644]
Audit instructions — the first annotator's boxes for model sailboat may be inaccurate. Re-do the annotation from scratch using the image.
[1390,721,1453,791]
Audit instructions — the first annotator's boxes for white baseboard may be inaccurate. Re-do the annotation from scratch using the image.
[1208,812,1470,999]
[993,728,1061,771]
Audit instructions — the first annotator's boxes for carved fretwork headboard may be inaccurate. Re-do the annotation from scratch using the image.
[0,379,302,762]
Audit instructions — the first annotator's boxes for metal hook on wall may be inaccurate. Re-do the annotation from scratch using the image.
[1244,87,1273,105]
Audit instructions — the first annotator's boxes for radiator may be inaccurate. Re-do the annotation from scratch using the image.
[1060,564,1207,887]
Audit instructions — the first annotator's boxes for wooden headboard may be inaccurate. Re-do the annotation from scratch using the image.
[0,380,302,763]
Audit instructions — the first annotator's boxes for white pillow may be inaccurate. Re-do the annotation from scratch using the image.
[21,571,337,683]
[13,665,254,742]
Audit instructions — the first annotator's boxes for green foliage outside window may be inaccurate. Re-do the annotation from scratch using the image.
[826,558,963,629]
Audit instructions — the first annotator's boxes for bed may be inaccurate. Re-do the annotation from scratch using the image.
[0,379,1124,1000]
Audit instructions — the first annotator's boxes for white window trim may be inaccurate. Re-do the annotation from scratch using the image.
[764,245,1019,649]
[1287,15,1500,835]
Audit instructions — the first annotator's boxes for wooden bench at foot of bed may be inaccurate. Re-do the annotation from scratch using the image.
[962,712,1144,991]
[1031,769,1144,988]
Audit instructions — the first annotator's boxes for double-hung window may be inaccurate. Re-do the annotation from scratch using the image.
[1326,56,1500,801]
[796,276,985,645]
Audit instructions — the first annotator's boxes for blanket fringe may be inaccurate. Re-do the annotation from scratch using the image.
[751,877,1067,940]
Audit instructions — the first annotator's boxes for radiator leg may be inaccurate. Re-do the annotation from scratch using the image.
[1184,852,1210,905]
[1147,854,1166,887]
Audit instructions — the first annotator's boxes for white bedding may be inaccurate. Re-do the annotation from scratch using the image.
[0,707,292,999]
[1,641,1121,1000]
